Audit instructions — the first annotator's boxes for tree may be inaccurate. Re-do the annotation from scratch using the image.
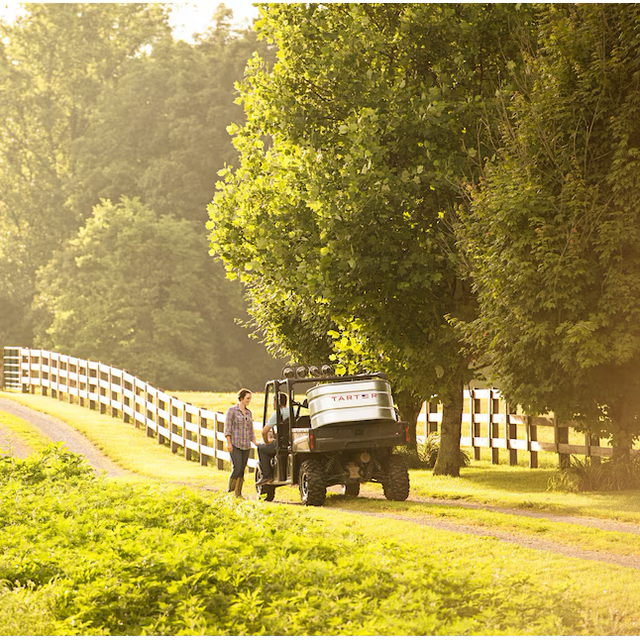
[0,4,282,389]
[459,4,640,457]
[209,4,529,474]
[35,198,274,391]
[70,17,273,224]
[0,3,172,346]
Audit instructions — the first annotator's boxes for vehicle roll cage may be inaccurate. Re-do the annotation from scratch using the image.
[261,371,388,431]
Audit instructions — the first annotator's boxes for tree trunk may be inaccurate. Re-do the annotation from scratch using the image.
[395,389,423,449]
[610,401,634,461]
[433,375,464,477]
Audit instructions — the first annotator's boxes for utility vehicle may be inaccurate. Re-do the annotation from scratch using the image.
[255,367,410,506]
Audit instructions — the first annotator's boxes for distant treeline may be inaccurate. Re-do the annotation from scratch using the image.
[0,4,280,390]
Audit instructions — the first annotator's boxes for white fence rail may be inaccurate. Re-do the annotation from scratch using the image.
[2,347,259,471]
[3,347,630,469]
[416,390,619,468]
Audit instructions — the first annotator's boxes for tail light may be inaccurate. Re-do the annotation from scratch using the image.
[309,430,315,451]
[404,424,410,444]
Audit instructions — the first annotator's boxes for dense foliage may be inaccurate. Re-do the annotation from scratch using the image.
[460,4,640,455]
[208,3,532,473]
[0,4,170,347]
[550,455,640,492]
[3,2,640,460]
[34,199,256,390]
[0,3,280,389]
[0,446,603,635]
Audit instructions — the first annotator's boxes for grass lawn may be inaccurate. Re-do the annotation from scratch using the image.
[0,409,52,454]
[1,389,640,634]
[169,389,266,416]
[3,390,640,519]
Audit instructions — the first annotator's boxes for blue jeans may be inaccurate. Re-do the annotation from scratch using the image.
[257,440,277,479]
[230,446,251,479]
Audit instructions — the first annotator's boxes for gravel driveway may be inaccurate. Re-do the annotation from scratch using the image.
[0,396,126,477]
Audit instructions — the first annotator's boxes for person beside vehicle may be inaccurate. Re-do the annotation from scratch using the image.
[257,392,288,484]
[224,388,257,498]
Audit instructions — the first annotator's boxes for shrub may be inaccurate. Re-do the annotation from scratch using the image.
[0,448,595,635]
[399,433,470,470]
[549,455,640,492]
[0,443,95,485]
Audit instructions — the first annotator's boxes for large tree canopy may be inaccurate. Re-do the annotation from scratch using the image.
[70,12,267,224]
[209,3,530,473]
[35,198,269,391]
[460,4,640,455]
[0,3,281,389]
[0,3,171,346]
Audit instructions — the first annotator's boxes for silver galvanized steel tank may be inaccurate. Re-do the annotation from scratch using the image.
[306,379,396,429]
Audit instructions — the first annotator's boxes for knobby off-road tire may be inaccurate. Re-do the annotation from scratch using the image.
[254,467,276,502]
[299,459,326,506]
[382,454,410,501]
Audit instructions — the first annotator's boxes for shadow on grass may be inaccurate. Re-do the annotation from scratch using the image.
[449,466,556,494]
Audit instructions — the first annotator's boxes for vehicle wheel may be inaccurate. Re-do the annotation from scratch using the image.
[254,466,275,502]
[382,454,410,501]
[343,482,360,497]
[299,459,326,506]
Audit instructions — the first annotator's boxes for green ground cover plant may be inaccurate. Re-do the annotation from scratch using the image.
[550,456,640,492]
[0,410,51,455]
[2,391,640,570]
[1,445,639,635]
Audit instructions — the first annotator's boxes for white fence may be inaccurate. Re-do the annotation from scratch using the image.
[2,347,258,471]
[417,390,617,468]
[3,347,626,470]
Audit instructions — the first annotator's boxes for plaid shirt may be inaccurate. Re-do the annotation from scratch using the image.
[224,404,254,450]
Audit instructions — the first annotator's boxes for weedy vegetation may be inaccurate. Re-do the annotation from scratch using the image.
[2,392,640,635]
[549,455,640,492]
[1,445,640,635]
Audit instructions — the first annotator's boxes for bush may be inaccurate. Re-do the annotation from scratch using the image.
[0,443,95,485]
[396,444,431,469]
[549,455,640,492]
[0,448,591,635]
[398,433,470,470]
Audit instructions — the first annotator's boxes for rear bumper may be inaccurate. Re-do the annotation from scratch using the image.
[292,420,407,453]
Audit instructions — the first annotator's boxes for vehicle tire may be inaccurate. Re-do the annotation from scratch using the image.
[299,459,326,506]
[344,482,360,497]
[382,454,410,501]
[254,466,275,502]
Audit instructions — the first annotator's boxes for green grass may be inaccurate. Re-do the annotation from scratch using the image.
[3,390,640,519]
[0,390,225,489]
[169,390,266,416]
[1,448,639,635]
[327,494,640,559]
[1,390,640,634]
[0,410,51,455]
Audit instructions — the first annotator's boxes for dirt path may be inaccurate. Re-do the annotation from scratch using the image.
[333,505,640,570]
[0,397,126,478]
[354,485,640,534]
[0,423,31,458]
[270,487,640,570]
[2,394,640,570]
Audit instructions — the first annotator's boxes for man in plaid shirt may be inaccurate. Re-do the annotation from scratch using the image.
[224,388,257,498]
